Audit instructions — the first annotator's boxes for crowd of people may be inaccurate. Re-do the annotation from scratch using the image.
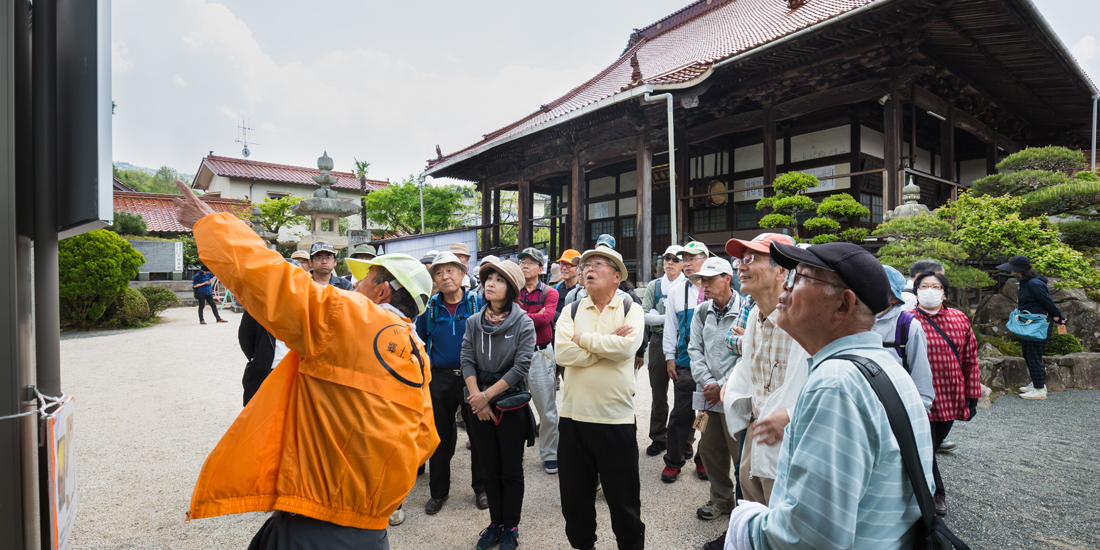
[173,179,1067,550]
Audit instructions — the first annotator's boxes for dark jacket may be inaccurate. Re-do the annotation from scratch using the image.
[415,290,483,371]
[1017,276,1062,320]
[315,271,355,291]
[238,310,276,406]
[193,271,215,296]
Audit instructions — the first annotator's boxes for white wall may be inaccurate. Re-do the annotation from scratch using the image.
[790,126,850,163]
[861,126,884,159]
[960,159,990,186]
[205,174,365,242]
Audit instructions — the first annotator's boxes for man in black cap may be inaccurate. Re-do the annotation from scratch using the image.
[309,241,354,290]
[723,242,935,549]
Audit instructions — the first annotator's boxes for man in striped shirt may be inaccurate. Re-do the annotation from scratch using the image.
[724,242,935,550]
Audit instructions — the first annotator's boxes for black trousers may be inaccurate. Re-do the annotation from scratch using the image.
[1021,324,1052,389]
[428,371,486,499]
[664,366,697,469]
[195,293,221,322]
[468,405,529,529]
[930,420,954,496]
[558,418,644,550]
[247,511,389,550]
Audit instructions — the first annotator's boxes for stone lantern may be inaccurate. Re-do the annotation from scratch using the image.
[883,175,930,222]
[293,151,361,251]
[250,206,278,249]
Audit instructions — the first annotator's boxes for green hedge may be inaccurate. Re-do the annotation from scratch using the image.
[59,229,144,329]
[1045,333,1084,356]
[105,287,151,328]
[138,286,179,316]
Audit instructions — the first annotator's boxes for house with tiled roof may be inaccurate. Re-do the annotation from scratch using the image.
[113,191,251,235]
[190,152,391,241]
[424,0,1097,284]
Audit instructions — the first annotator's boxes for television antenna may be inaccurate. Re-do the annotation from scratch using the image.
[236,114,261,158]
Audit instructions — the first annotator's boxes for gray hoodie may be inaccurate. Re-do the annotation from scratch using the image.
[460,302,536,389]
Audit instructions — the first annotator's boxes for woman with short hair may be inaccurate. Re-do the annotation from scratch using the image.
[460,261,536,550]
[997,255,1063,400]
[911,271,981,517]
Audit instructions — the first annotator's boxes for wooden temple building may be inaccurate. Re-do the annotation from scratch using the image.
[423,0,1098,284]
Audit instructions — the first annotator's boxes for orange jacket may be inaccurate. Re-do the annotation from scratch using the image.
[186,213,438,530]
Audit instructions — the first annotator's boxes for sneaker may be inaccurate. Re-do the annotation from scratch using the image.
[936,440,957,453]
[216,319,228,323]
[544,460,558,474]
[1020,387,1047,400]
[696,462,708,481]
[500,526,519,550]
[683,443,694,460]
[199,320,207,325]
[702,532,727,550]
[661,465,680,483]
[388,507,405,526]
[477,523,503,550]
[645,440,667,456]
[1018,382,1034,394]
[696,501,726,521]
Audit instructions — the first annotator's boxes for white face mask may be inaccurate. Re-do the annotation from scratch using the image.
[917,288,944,309]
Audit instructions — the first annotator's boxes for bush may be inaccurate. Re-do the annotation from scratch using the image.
[59,229,145,329]
[179,235,200,270]
[138,286,179,316]
[1020,181,1100,219]
[970,170,1071,197]
[1045,333,1084,356]
[1057,220,1100,249]
[105,287,151,327]
[106,211,148,236]
[984,336,1022,357]
[996,146,1086,174]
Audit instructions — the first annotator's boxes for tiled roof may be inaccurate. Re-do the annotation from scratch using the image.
[113,191,252,233]
[112,177,136,192]
[200,154,390,191]
[428,0,872,171]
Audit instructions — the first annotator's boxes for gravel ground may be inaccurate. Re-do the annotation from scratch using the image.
[65,306,1099,550]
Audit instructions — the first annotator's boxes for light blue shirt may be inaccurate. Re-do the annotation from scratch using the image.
[750,332,935,550]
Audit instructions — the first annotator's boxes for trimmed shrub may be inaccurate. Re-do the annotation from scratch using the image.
[996,146,1086,174]
[1045,333,1084,356]
[59,229,145,329]
[138,286,179,316]
[1057,220,1100,249]
[106,211,148,236]
[106,287,151,327]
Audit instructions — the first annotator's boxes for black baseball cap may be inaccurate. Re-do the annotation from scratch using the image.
[769,241,890,314]
[310,241,337,257]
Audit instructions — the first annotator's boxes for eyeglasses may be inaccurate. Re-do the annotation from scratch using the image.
[784,269,849,290]
[588,259,614,271]
[917,284,944,291]
[519,260,541,268]
[662,255,682,263]
[559,262,576,269]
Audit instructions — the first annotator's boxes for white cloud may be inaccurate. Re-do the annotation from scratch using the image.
[112,0,601,181]
[173,74,188,87]
[112,40,133,74]
[1072,36,1097,63]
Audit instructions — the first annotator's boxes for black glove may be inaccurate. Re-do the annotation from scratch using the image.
[966,398,978,421]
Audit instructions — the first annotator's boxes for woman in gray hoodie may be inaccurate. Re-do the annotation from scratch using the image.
[461,259,536,550]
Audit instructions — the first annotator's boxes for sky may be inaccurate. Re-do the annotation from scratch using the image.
[111,0,1100,185]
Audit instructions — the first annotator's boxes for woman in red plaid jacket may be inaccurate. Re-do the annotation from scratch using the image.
[912,271,981,518]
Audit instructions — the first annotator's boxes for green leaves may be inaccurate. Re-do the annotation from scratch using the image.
[970,170,1071,197]
[59,229,145,329]
[255,195,307,237]
[995,146,1086,174]
[802,217,840,232]
[871,214,952,240]
[816,193,870,219]
[759,213,794,229]
[1020,181,1100,219]
[107,211,148,237]
[361,175,476,235]
[772,172,820,194]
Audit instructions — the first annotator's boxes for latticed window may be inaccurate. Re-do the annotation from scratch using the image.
[622,217,635,237]
[736,204,760,230]
[861,194,883,224]
[693,207,726,233]
[655,214,669,236]
[590,220,614,240]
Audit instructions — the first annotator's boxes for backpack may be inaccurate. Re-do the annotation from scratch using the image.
[519,282,550,308]
[568,295,632,321]
[883,310,916,373]
[425,292,481,354]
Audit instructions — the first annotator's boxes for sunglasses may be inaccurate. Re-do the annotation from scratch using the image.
[663,255,682,263]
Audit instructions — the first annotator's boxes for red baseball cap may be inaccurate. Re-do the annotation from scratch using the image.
[725,232,795,259]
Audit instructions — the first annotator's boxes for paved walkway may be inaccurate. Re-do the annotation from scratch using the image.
[65,306,1099,549]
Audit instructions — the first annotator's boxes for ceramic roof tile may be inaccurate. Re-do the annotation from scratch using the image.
[113,191,252,233]
[429,0,872,169]
[202,155,390,191]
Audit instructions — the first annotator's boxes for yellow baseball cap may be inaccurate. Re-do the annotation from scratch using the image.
[346,254,433,316]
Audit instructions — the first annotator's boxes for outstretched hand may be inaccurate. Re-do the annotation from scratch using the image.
[172,179,215,229]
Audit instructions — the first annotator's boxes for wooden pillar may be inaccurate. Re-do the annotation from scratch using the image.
[480,183,491,252]
[549,194,558,263]
[492,189,501,248]
[941,108,957,202]
[986,141,998,177]
[636,134,653,285]
[763,108,777,186]
[570,154,585,250]
[676,129,688,243]
[883,88,902,210]
[517,174,531,250]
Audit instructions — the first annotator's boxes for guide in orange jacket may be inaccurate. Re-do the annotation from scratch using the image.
[172,181,438,548]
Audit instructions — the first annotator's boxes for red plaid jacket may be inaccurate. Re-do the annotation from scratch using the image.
[916,307,981,422]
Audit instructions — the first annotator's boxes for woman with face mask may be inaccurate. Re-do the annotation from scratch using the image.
[911,271,981,518]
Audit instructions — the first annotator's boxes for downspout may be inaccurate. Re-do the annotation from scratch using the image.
[643,92,677,244]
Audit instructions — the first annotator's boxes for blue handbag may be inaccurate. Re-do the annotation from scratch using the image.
[1007,309,1049,342]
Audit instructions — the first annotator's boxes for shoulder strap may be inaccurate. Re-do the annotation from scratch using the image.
[917,310,961,366]
[698,301,711,326]
[569,295,632,321]
[834,354,970,550]
[884,310,915,373]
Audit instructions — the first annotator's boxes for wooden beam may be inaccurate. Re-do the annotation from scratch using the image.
[996,134,1021,154]
[883,87,903,209]
[492,189,501,247]
[986,141,998,176]
[484,171,518,190]
[952,108,995,144]
[524,156,572,183]
[517,174,531,250]
[580,136,638,168]
[480,183,491,252]
[636,134,653,285]
[570,155,585,251]
[763,108,777,187]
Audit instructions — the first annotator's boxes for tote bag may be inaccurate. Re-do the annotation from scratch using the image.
[1007,309,1049,342]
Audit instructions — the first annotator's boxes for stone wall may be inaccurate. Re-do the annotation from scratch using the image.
[974,278,1100,351]
[980,352,1100,392]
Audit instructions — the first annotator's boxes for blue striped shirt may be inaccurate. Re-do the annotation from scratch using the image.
[750,332,935,549]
